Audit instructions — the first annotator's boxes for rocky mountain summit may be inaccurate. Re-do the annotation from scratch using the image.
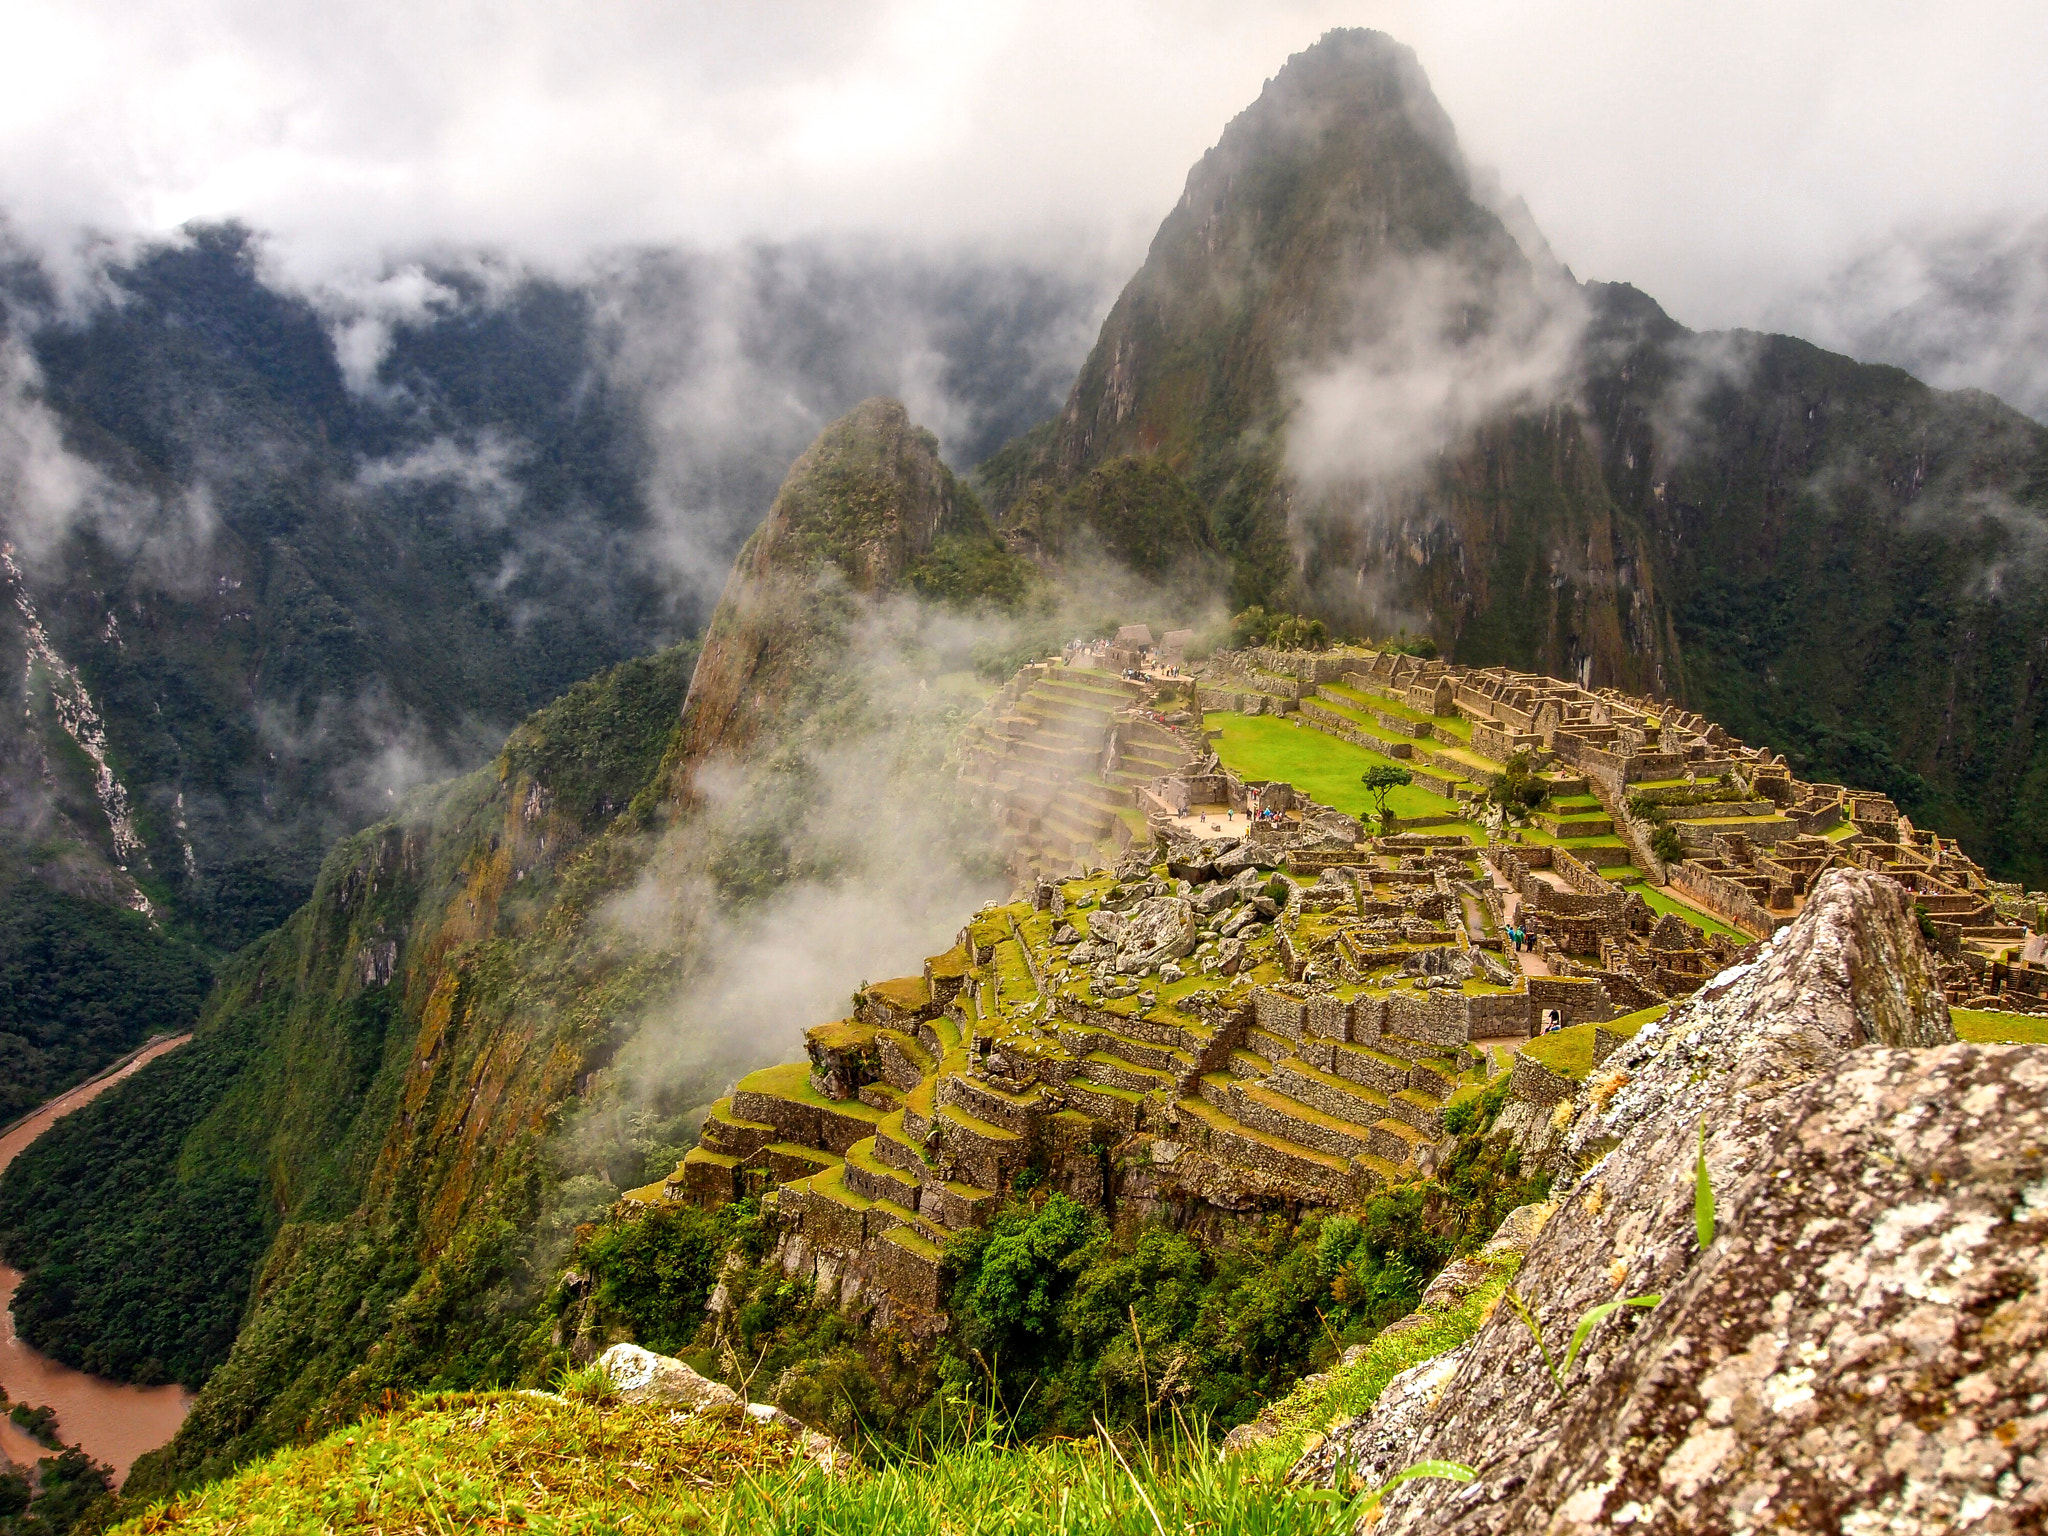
[1289,868,2045,1532]
[982,27,2048,887]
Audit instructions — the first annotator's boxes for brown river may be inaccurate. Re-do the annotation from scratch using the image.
[0,1037,195,1484]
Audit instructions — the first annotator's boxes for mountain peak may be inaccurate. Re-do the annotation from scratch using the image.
[1045,27,1517,481]
[668,397,959,786]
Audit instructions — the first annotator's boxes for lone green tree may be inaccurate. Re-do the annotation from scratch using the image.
[1362,764,1413,828]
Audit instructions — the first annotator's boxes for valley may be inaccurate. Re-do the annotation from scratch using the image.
[0,19,2042,1535]
[0,1036,195,1483]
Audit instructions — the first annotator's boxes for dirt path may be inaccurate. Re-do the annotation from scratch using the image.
[0,1035,195,1482]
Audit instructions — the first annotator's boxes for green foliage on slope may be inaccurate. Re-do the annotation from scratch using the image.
[9,400,1006,1499]
[0,864,211,1120]
[0,1020,272,1386]
[109,1390,1369,1536]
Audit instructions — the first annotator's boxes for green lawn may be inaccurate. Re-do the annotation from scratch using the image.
[1630,885,1751,942]
[1953,1008,2048,1044]
[1204,712,1463,821]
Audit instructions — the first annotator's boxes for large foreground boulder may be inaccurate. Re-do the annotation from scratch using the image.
[595,1343,848,1474]
[596,1343,743,1412]
[1294,870,2047,1532]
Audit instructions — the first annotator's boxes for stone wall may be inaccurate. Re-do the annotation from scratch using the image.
[1668,863,1783,939]
[1526,974,1616,1025]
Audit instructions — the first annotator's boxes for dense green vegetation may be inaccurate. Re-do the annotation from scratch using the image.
[1227,608,1330,650]
[105,1388,1381,1536]
[70,402,1020,1496]
[0,1022,274,1385]
[998,458,1225,585]
[563,1101,1544,1456]
[0,1445,109,1536]
[0,867,211,1120]
[0,643,698,1417]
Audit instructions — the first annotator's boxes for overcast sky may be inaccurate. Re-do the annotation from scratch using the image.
[2,0,2044,332]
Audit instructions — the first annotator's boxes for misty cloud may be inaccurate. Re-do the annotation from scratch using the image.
[4,2,2045,349]
[1285,251,1587,492]
[1774,214,2048,426]
[0,341,97,559]
[354,431,528,529]
[592,591,1017,1117]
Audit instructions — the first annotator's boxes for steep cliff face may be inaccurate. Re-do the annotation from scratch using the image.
[988,27,2048,881]
[668,398,963,783]
[991,28,1676,687]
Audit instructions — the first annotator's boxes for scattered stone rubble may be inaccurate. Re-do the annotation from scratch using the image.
[1205,644,2045,1011]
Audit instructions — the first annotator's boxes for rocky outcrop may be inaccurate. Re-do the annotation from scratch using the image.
[596,1343,744,1412]
[668,397,964,796]
[1291,869,2048,1532]
[595,1343,848,1475]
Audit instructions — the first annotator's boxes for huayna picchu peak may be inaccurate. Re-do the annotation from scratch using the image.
[1,18,2045,1536]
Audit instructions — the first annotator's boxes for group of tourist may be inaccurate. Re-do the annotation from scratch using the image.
[1506,923,1534,952]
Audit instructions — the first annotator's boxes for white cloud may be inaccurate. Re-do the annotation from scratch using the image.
[1286,251,1588,490]
[0,0,2039,345]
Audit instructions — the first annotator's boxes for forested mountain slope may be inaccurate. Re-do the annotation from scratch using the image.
[0,398,1007,1493]
[982,28,2048,882]
[0,228,1092,1105]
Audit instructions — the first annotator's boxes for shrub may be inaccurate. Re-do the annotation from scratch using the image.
[1228,608,1330,651]
[1651,826,1686,864]
[1488,751,1549,813]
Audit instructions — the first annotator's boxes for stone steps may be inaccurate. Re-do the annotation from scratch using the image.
[1077,1051,1176,1095]
[678,1146,740,1204]
[873,1110,931,1176]
[1227,1047,1272,1079]
[871,1225,944,1311]
[760,1141,841,1183]
[844,1135,922,1207]
[1175,1096,1355,1200]
[1064,1077,1146,1129]
[878,1029,935,1090]
[1387,1088,1446,1136]
[1367,1117,1432,1165]
[935,1103,1022,1189]
[1058,1021,1195,1077]
[1228,1080,1375,1161]
[1329,1042,1411,1096]
[698,1097,776,1161]
[1270,1055,1393,1124]
[939,1072,1047,1137]
[1354,1151,1408,1190]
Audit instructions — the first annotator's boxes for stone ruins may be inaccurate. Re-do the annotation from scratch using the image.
[660,640,2046,1328]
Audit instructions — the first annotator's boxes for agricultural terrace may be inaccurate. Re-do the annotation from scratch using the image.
[1202,713,1479,832]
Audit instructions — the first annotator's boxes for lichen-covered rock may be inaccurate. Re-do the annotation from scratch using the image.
[596,1343,743,1412]
[1293,870,2048,1532]
[1111,895,1198,974]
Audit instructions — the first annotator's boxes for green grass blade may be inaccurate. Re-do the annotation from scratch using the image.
[1504,1290,1565,1397]
[1561,1295,1662,1379]
[1695,1120,1716,1250]
[1359,1459,1478,1513]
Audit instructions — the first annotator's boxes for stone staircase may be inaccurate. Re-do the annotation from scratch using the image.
[958,665,1195,878]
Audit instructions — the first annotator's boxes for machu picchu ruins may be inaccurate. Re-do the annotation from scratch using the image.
[664,634,2048,1327]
